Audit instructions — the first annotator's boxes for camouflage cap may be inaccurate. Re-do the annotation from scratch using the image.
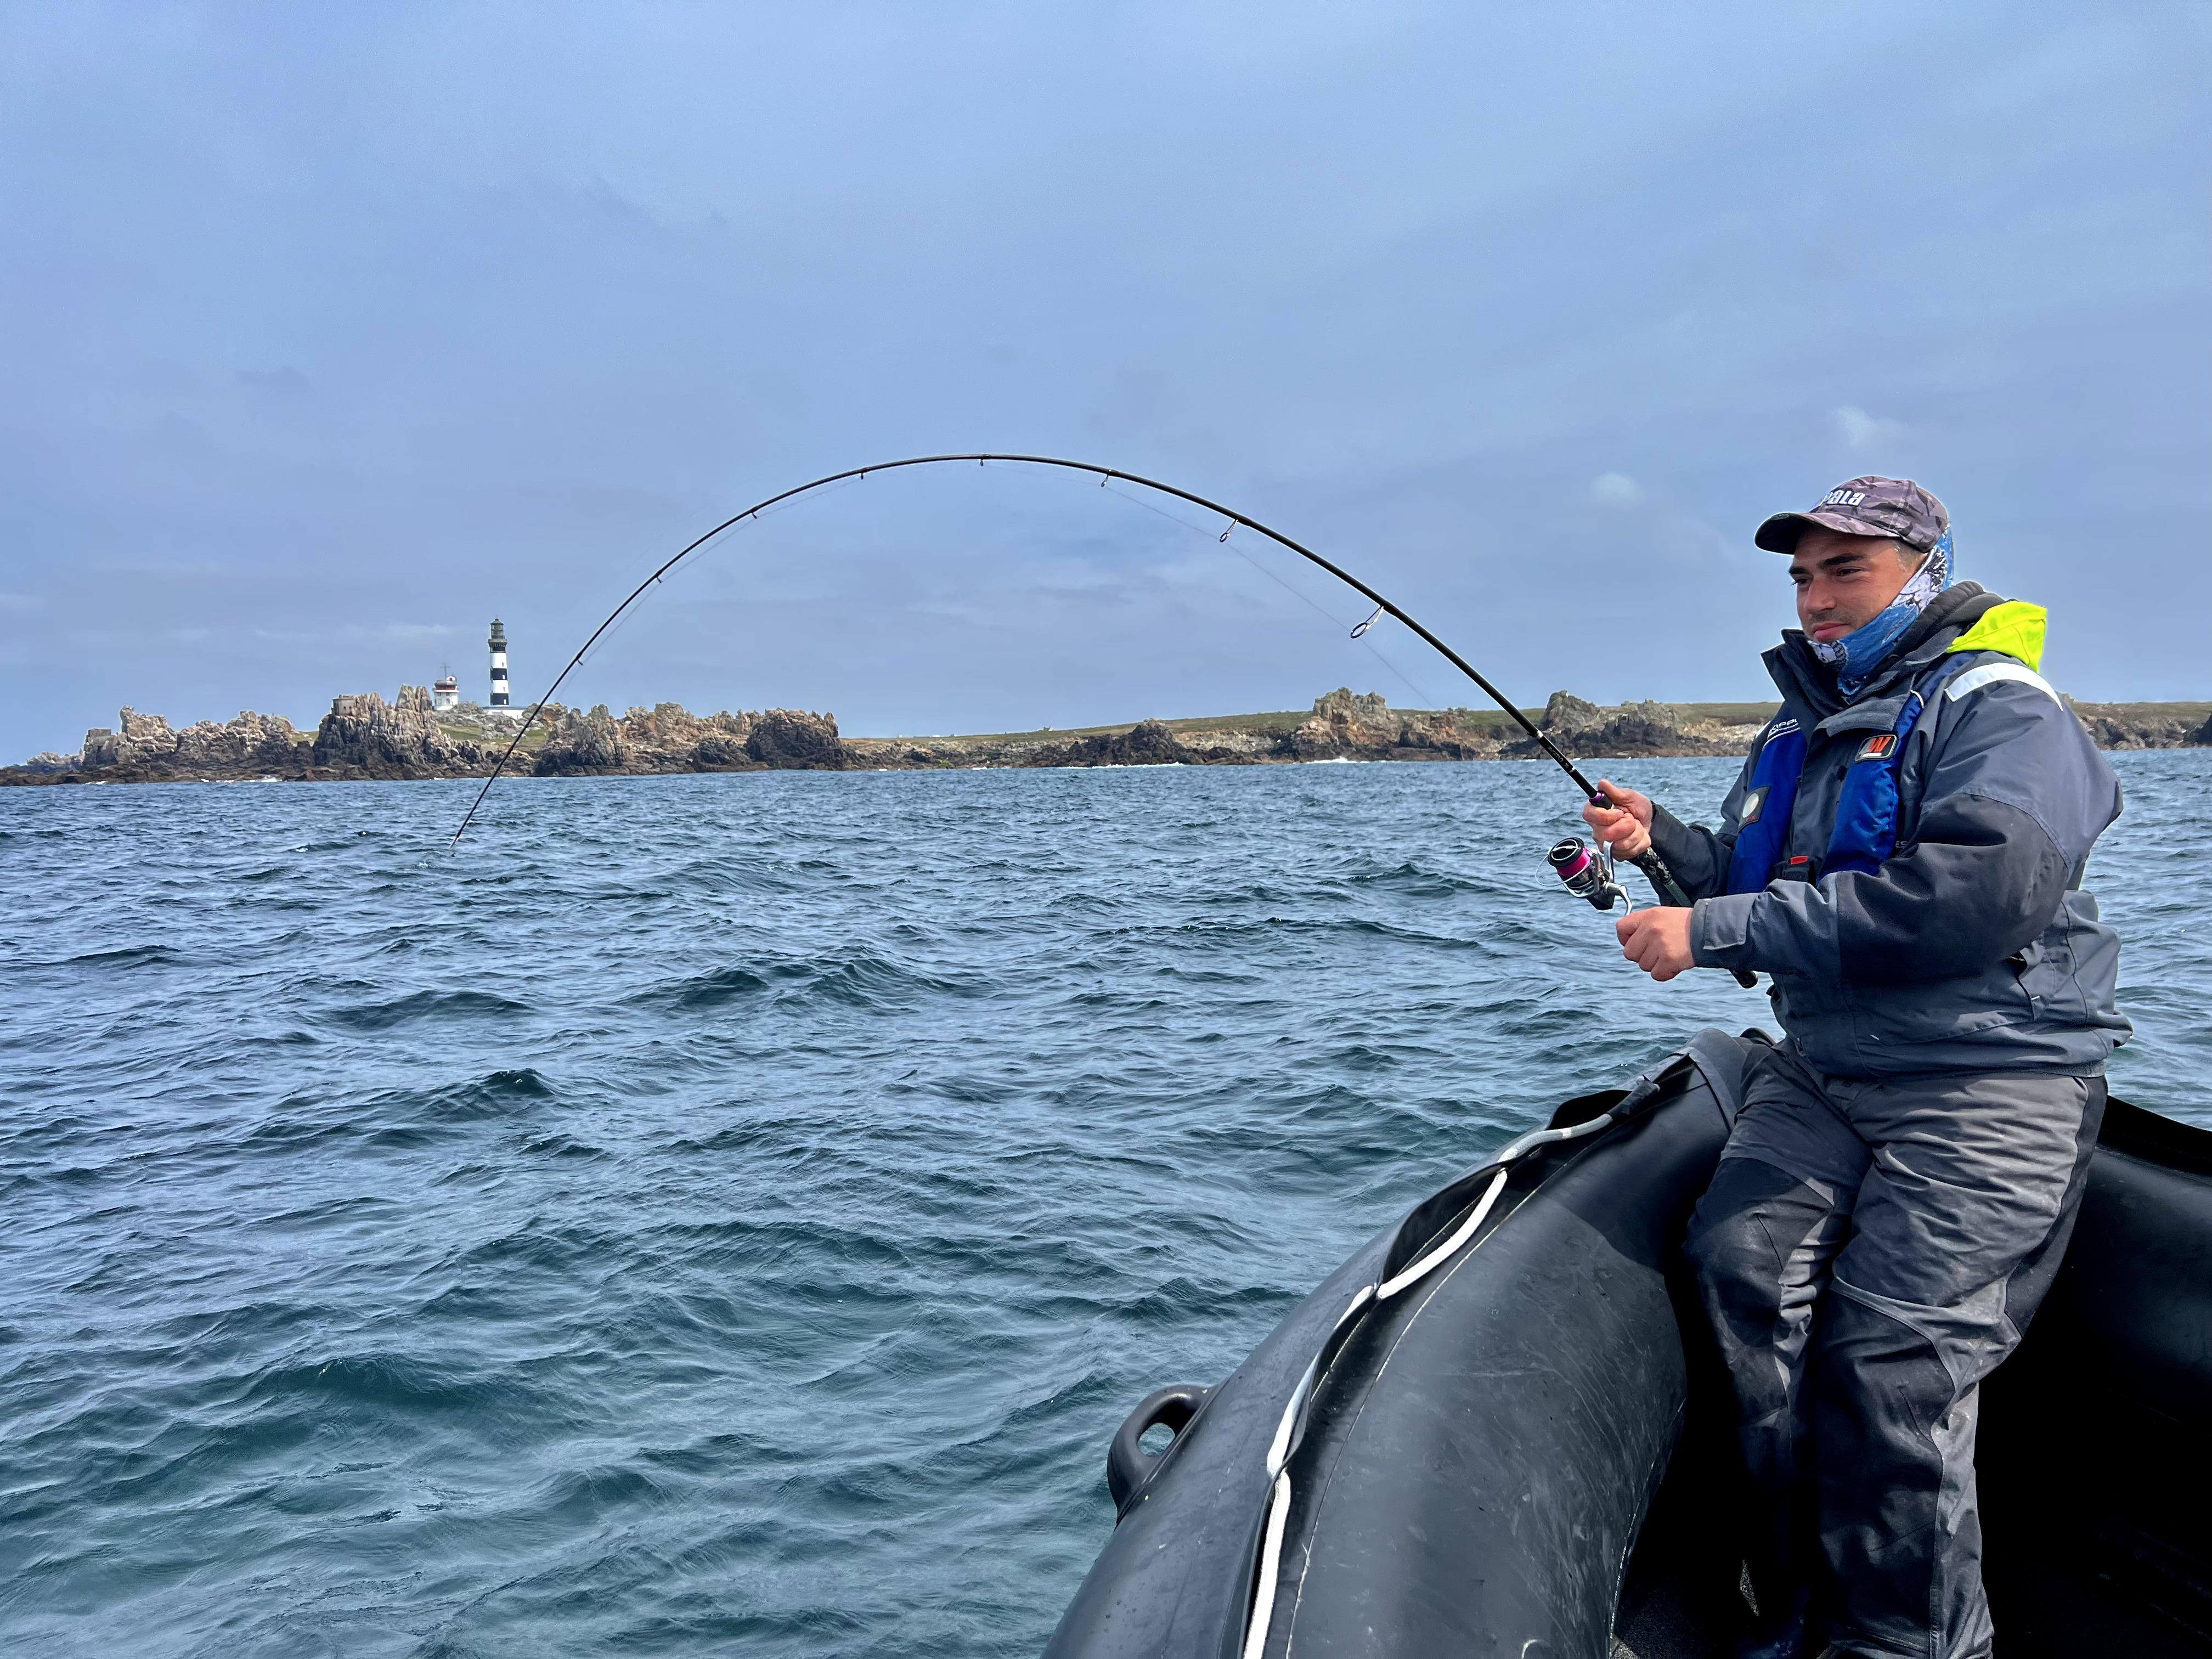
[1756,476,1949,555]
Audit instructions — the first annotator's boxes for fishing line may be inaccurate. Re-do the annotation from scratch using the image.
[438,453,1723,954]
[752,470,866,523]
[1096,479,1441,708]
[1353,639,1444,713]
[1100,480,1345,627]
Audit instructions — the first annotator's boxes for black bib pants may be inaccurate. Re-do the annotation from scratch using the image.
[1684,1040,2105,1658]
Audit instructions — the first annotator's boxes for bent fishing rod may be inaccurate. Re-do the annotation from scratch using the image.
[443,453,1753,983]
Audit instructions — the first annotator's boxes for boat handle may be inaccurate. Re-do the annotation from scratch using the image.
[1107,1383,1212,1515]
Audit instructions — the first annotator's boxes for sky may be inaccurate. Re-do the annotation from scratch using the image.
[2,2,2207,759]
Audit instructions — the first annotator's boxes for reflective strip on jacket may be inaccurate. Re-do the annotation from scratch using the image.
[1647,585,2129,1078]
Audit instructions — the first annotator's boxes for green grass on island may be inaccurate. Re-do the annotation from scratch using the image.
[859,703,1791,746]
[425,699,2207,753]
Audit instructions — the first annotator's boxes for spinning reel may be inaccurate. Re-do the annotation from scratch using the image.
[1547,835,1629,911]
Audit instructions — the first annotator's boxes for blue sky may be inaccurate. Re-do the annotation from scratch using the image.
[3,2,2206,758]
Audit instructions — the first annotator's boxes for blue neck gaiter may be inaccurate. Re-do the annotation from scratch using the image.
[1810,531,1953,697]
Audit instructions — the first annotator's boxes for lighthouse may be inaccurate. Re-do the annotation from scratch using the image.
[488,618,511,707]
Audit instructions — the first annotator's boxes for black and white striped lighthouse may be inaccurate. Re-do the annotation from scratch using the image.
[488,618,511,707]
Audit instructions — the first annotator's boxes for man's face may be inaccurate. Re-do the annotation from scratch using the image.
[1790,528,1923,644]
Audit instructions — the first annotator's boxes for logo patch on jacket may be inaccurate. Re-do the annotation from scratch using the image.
[1856,733,1899,763]
[1740,786,1767,825]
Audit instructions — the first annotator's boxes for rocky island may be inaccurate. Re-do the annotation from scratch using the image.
[5,686,2207,787]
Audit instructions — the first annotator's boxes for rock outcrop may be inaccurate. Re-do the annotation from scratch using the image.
[746,709,848,770]
[1543,692,1703,757]
[8,693,857,785]
[74,707,311,777]
[2066,701,2212,751]
[1034,717,1234,767]
[1502,691,1763,759]
[1282,689,1502,760]
[1048,718,1189,766]
[312,687,486,777]
[24,691,485,783]
[1393,708,1506,759]
[1284,688,1397,759]
[535,704,633,774]
[534,703,848,775]
[9,687,2205,787]
[178,710,309,771]
[81,707,179,771]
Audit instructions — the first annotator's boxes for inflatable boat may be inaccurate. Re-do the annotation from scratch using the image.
[1047,1030,2212,1658]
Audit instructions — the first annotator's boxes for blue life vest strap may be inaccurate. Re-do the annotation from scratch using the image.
[1723,722,1805,895]
[1722,659,1972,895]
[1824,691,1928,877]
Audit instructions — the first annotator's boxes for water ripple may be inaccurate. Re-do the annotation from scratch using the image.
[0,753,2204,1655]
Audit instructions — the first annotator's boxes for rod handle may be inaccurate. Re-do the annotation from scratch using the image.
[1628,850,1759,989]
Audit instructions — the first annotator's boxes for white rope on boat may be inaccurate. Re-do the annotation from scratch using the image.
[1239,1472,1295,1659]
[1236,1107,1624,1657]
[1375,1167,1509,1301]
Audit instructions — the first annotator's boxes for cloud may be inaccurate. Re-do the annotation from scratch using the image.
[337,622,470,641]
[1834,405,1908,451]
[238,366,313,400]
[0,3,2207,755]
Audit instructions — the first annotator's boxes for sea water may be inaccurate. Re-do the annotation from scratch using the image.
[4,753,2206,1656]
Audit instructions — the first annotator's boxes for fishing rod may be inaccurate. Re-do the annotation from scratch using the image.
[443,454,1754,983]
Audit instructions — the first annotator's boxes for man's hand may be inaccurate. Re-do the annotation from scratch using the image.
[1617,906,1696,981]
[1582,780,1654,861]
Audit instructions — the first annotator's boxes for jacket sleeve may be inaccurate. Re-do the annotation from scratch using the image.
[1690,674,2121,984]
[1646,749,1759,902]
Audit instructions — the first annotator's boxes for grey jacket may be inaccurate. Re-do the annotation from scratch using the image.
[1652,584,2129,1078]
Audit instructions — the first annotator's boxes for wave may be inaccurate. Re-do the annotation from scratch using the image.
[629,964,775,1009]
[629,951,985,1014]
[242,1350,522,1417]
[1340,858,1500,897]
[55,944,184,970]
[316,989,532,1031]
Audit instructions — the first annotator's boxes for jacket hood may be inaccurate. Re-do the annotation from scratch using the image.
[1765,582,2006,720]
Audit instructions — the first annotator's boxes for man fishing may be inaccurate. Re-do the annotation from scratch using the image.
[1581,477,2128,1659]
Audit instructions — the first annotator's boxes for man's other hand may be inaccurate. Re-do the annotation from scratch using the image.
[1582,780,1654,860]
[1617,907,1695,981]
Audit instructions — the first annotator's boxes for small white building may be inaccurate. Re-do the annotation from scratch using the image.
[431,672,460,712]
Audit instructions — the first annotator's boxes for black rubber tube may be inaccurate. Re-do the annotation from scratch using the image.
[1043,1043,1748,1657]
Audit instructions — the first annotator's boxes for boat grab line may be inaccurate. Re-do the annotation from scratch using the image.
[1238,1107,1623,1658]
